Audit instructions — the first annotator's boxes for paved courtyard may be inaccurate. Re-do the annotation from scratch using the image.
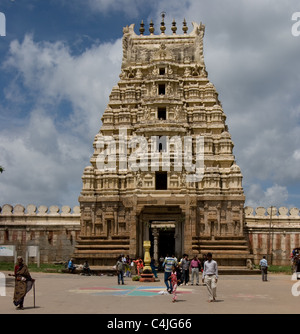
[1,271,299,315]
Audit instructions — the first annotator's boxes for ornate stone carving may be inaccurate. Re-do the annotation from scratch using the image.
[75,18,247,266]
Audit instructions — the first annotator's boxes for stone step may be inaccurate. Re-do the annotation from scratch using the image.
[76,247,130,252]
[194,236,249,241]
[195,245,249,250]
[200,250,254,259]
[79,235,130,240]
[76,241,129,248]
[75,247,129,254]
[218,266,260,275]
[194,239,248,245]
[76,240,129,245]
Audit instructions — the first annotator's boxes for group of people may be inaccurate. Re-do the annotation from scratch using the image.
[67,258,91,276]
[11,252,277,309]
[162,252,218,303]
[115,254,143,285]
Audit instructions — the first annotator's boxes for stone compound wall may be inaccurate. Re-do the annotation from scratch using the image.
[1,204,300,266]
[245,206,300,266]
[0,204,80,264]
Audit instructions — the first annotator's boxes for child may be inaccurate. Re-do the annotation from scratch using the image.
[134,258,144,276]
[169,266,179,302]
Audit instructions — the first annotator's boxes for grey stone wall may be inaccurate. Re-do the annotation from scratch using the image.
[0,204,80,264]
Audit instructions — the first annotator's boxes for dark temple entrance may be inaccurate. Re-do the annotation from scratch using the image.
[149,225,175,259]
[139,205,184,262]
[158,229,175,257]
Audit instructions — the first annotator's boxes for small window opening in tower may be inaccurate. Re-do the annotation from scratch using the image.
[157,135,167,152]
[155,171,168,190]
[158,84,165,95]
[158,107,166,120]
[159,67,165,75]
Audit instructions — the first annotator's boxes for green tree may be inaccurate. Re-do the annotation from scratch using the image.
[0,166,4,173]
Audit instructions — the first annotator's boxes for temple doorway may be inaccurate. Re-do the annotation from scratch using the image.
[158,229,175,257]
[149,222,176,259]
[138,205,184,263]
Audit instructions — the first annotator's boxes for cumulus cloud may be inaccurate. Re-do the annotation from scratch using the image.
[150,0,300,206]
[3,34,122,138]
[246,183,289,208]
[0,34,122,207]
[1,1,300,209]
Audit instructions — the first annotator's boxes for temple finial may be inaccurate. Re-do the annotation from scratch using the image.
[171,19,177,34]
[182,18,188,34]
[139,20,145,35]
[160,12,166,34]
[149,19,154,35]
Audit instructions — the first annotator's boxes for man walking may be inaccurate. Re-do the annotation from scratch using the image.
[202,252,218,302]
[190,255,201,285]
[259,256,268,281]
[163,254,178,293]
[181,254,190,285]
[116,256,125,285]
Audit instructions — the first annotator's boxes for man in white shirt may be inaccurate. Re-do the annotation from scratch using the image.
[259,256,268,281]
[202,252,218,302]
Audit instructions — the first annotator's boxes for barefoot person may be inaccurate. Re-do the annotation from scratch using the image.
[10,256,35,310]
[202,252,218,302]
[168,266,179,302]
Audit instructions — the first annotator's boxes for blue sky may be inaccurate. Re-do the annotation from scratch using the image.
[1,0,300,211]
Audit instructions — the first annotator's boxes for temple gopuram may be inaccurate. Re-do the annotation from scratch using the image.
[73,16,253,271]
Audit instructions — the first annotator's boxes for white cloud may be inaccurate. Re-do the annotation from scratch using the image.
[246,183,289,208]
[0,34,122,207]
[3,34,122,138]
[74,0,146,18]
[1,1,300,209]
[149,0,300,206]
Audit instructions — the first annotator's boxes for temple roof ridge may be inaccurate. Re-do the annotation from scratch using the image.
[123,19,205,38]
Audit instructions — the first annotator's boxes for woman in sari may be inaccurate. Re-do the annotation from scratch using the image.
[11,256,34,310]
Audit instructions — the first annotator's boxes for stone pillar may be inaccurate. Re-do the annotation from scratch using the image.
[143,240,152,271]
[239,203,244,236]
[217,203,221,236]
[114,209,118,235]
[204,203,208,236]
[152,228,159,263]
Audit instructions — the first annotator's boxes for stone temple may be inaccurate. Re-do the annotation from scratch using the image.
[73,17,253,270]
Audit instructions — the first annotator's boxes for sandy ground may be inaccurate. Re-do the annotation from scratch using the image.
[0,271,299,315]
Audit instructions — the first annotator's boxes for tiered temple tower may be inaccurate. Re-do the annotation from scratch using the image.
[73,17,253,270]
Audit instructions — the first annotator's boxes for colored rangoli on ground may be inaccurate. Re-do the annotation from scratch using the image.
[69,285,194,297]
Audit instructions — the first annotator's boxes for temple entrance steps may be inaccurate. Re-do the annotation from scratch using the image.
[192,235,260,275]
[73,235,130,266]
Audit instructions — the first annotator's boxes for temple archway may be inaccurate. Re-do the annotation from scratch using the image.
[137,205,184,262]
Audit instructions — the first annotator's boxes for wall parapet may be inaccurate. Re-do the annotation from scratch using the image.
[245,206,300,219]
[0,204,80,217]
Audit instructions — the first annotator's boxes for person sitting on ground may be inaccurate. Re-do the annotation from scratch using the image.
[68,258,76,273]
[83,260,91,276]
